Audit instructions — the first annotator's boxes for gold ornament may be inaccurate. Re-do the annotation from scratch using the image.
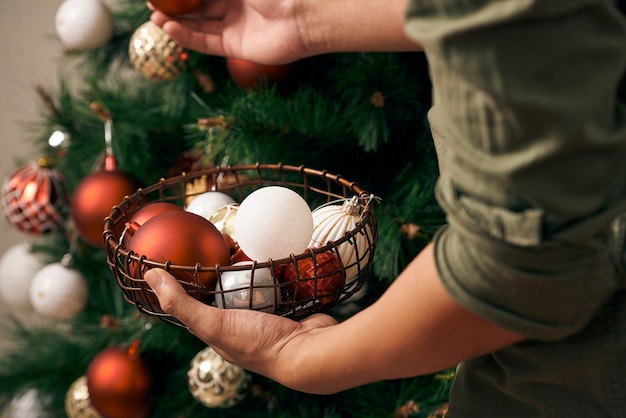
[65,376,103,418]
[128,21,188,82]
[188,346,251,408]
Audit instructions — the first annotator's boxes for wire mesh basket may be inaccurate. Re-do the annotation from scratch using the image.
[104,163,378,327]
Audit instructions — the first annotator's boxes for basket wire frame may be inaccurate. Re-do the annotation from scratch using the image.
[104,163,378,328]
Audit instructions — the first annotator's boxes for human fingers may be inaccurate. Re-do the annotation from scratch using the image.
[143,268,222,337]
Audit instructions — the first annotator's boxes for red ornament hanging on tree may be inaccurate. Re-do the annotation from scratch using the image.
[71,155,142,248]
[1,157,68,235]
[70,118,143,248]
[226,57,298,91]
[86,340,153,418]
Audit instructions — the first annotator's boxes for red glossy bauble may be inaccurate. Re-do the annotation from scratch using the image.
[226,57,297,91]
[71,169,142,248]
[127,210,231,309]
[123,201,184,246]
[150,0,203,16]
[1,159,68,235]
[86,341,153,418]
[284,251,346,307]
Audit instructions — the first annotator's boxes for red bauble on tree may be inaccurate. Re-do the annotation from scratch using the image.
[226,57,298,91]
[1,157,68,235]
[284,250,346,308]
[70,156,142,248]
[150,0,203,16]
[126,210,231,311]
[86,340,153,418]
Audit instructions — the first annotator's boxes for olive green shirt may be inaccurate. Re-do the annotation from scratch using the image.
[404,0,626,416]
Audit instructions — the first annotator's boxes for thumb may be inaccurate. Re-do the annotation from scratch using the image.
[143,268,210,328]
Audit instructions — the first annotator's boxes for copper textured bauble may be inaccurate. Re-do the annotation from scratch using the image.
[86,342,153,418]
[127,210,231,309]
[1,160,68,235]
[284,251,346,307]
[226,57,297,91]
[150,0,203,16]
[71,170,142,248]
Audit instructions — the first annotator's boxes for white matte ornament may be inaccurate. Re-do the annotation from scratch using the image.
[215,262,276,312]
[30,262,88,320]
[0,242,47,311]
[55,0,113,51]
[186,191,236,220]
[234,186,313,261]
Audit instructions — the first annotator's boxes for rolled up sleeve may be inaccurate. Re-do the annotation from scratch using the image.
[406,0,626,340]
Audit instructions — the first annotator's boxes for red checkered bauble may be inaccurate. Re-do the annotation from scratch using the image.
[1,158,68,235]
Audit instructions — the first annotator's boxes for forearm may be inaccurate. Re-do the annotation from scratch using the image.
[300,0,422,56]
[280,244,524,395]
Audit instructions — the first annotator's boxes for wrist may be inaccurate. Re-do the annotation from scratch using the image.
[300,0,422,56]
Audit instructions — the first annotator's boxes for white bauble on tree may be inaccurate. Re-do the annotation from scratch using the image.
[30,257,88,320]
[55,0,113,51]
[234,186,313,261]
[186,191,236,220]
[0,241,48,311]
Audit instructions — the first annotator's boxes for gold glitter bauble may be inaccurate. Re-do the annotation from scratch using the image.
[188,346,251,409]
[128,21,188,81]
[65,376,103,418]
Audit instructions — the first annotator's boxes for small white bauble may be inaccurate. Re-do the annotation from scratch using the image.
[30,262,88,320]
[215,262,276,312]
[0,242,48,311]
[186,191,236,220]
[55,0,113,51]
[234,186,313,261]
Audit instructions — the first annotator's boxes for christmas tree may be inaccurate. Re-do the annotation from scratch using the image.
[0,1,452,417]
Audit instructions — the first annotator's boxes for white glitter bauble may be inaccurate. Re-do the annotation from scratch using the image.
[30,262,88,320]
[234,186,313,261]
[188,346,251,409]
[186,191,236,220]
[0,242,47,311]
[55,0,113,51]
[215,261,276,312]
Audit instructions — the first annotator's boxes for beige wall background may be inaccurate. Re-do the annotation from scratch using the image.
[1,2,63,415]
[0,0,64,256]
